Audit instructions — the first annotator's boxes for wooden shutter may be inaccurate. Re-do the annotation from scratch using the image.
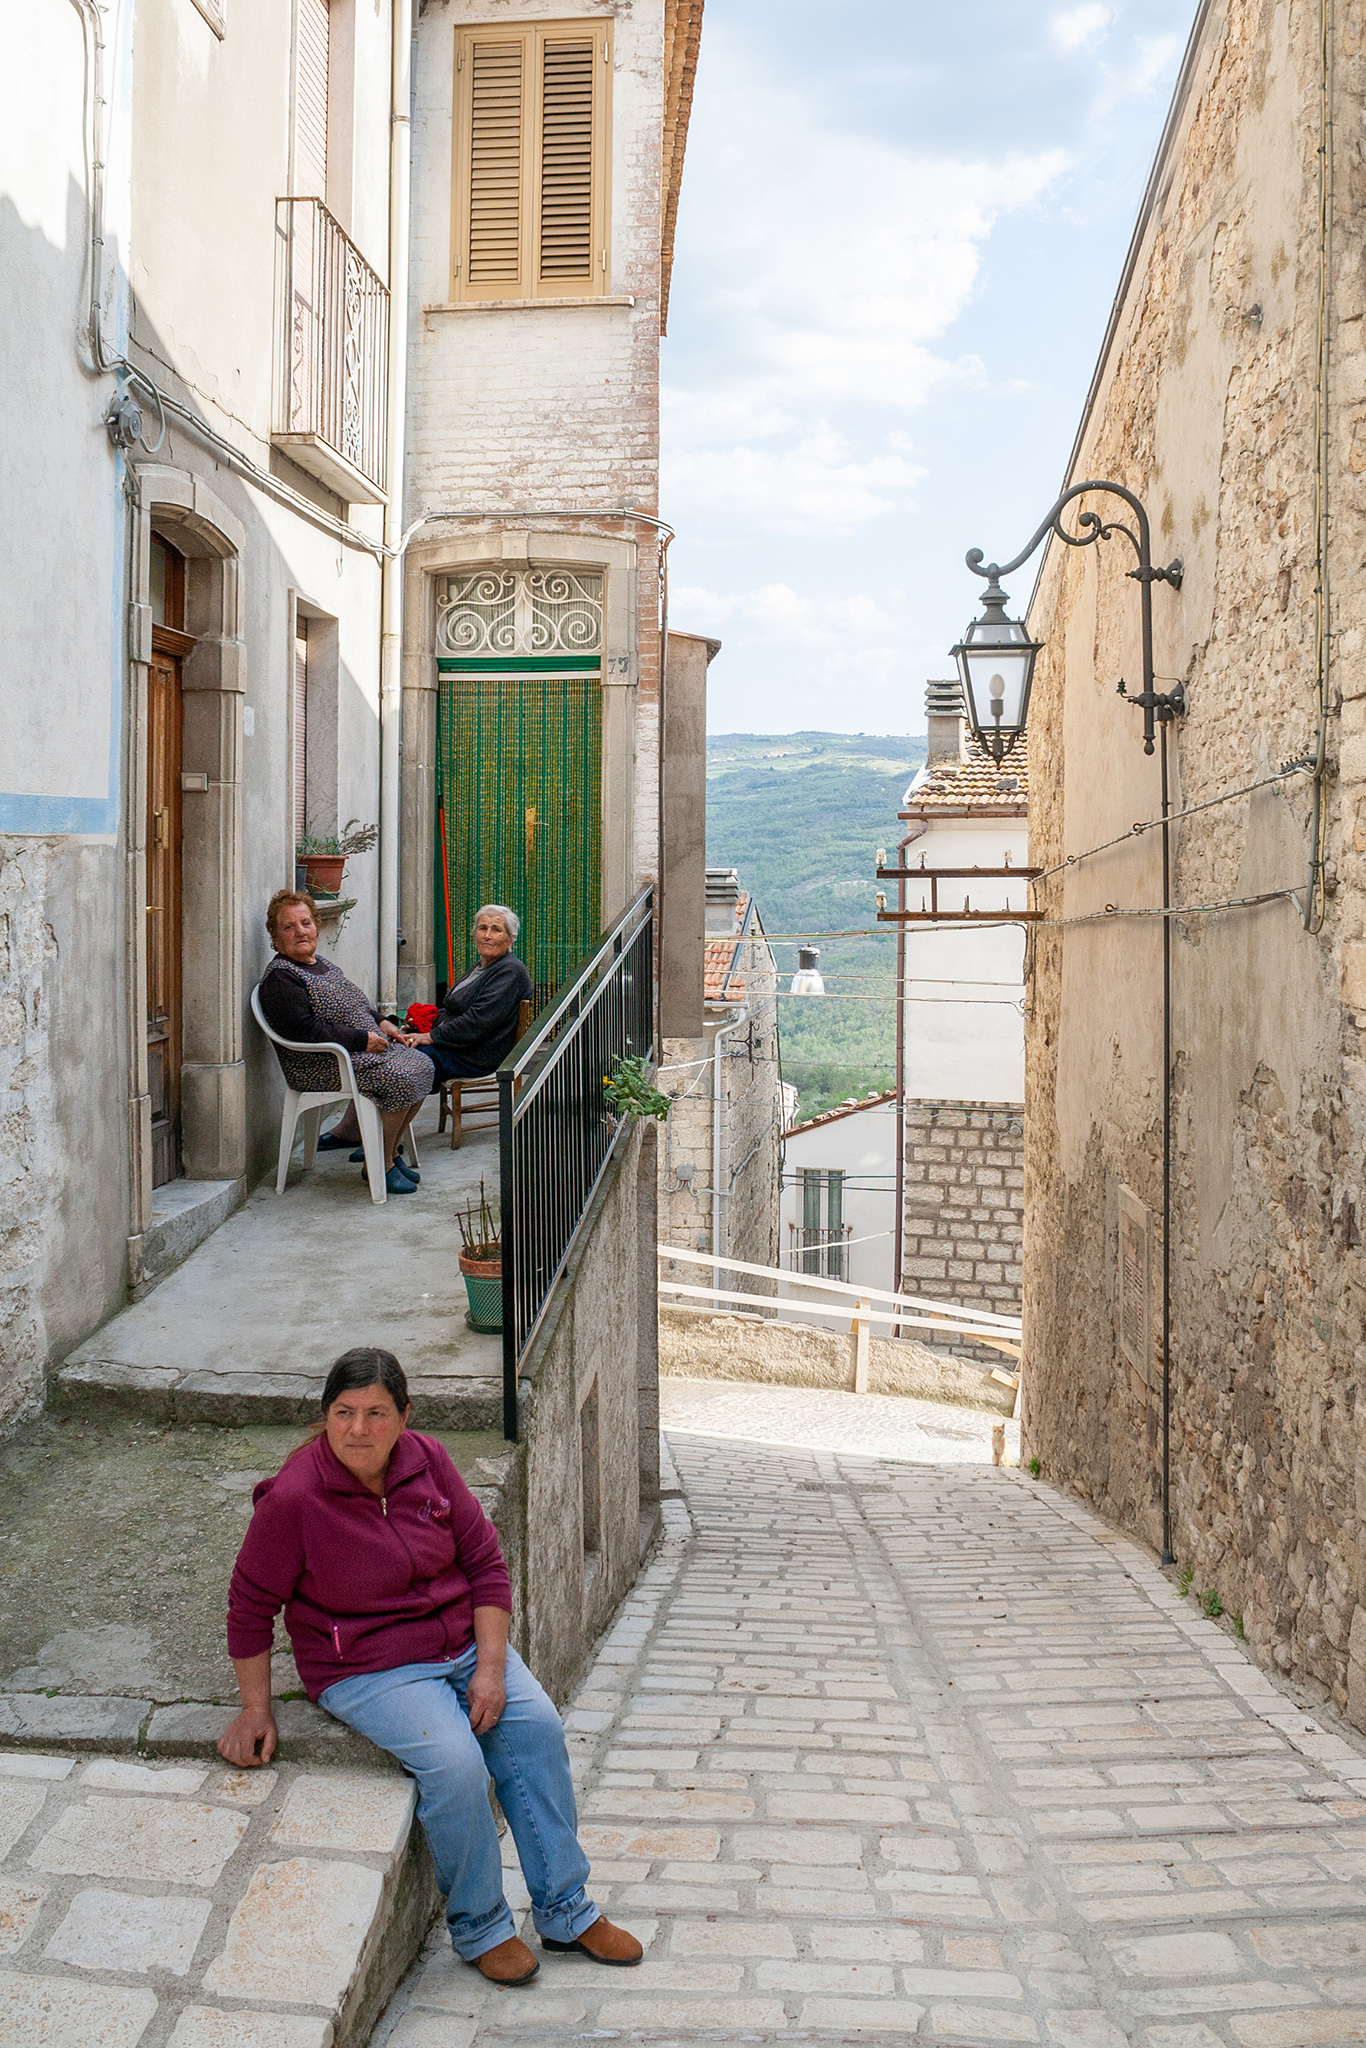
[294,621,309,844]
[295,0,330,200]
[467,39,524,289]
[539,38,594,282]
[451,19,610,303]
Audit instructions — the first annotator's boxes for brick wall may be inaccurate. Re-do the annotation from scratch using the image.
[901,1100,1023,1358]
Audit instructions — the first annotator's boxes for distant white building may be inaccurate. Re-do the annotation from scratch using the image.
[900,681,1028,1105]
[896,682,1027,1347]
[778,1091,897,1331]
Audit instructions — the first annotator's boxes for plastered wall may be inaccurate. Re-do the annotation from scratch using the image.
[1025,0,1366,1712]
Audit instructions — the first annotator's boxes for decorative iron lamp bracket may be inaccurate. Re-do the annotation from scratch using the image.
[963,480,1185,757]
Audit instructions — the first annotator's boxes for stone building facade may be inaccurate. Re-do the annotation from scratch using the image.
[1022,0,1366,1715]
[658,869,784,1281]
[3,0,404,1427]
[903,1102,1024,1359]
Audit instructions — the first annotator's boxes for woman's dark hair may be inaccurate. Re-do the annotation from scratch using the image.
[321,1348,410,1415]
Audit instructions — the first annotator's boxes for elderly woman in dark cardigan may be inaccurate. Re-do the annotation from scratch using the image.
[258,890,433,1197]
[218,1348,642,1987]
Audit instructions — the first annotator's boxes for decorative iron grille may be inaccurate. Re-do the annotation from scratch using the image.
[274,197,388,495]
[437,569,604,657]
[497,888,653,1438]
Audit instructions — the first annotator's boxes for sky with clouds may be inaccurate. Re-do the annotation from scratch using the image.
[660,0,1202,735]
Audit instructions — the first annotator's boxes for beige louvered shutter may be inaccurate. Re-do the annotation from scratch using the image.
[294,0,330,200]
[538,38,594,285]
[458,35,526,295]
[452,20,609,303]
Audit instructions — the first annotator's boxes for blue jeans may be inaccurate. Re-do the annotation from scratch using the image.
[319,1647,597,1960]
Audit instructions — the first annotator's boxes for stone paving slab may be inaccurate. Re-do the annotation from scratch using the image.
[370,1385,1366,2047]
[0,1746,435,2048]
[57,1100,502,1426]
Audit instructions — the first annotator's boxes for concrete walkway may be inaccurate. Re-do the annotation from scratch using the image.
[58,1099,502,1429]
[377,1379,1366,2048]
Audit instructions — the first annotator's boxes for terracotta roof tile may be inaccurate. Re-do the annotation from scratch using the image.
[785,1088,897,1137]
[704,892,750,1000]
[903,736,1029,814]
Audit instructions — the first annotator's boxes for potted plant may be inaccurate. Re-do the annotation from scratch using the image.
[295,818,379,898]
[456,1179,502,1334]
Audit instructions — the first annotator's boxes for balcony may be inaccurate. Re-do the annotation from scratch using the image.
[273,198,389,504]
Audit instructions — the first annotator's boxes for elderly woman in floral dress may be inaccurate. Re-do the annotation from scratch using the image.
[258,890,434,1196]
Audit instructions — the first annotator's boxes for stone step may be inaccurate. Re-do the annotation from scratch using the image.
[52,1360,504,1432]
[0,1692,396,1775]
[0,1746,438,2048]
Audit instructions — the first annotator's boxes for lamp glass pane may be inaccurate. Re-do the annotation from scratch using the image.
[963,642,1031,734]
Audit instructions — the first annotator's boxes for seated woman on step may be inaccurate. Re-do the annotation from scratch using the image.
[258,891,434,1198]
[217,1348,642,1987]
[400,903,534,1086]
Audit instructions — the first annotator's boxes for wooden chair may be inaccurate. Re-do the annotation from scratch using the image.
[251,985,414,1206]
[436,999,534,1150]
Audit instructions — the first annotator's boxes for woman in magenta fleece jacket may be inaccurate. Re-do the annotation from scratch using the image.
[219,1346,641,1988]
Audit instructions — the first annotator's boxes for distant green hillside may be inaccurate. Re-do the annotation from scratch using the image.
[705,733,925,1119]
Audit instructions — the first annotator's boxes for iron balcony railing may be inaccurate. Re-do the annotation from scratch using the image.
[498,888,655,1440]
[788,1222,853,1283]
[273,197,388,501]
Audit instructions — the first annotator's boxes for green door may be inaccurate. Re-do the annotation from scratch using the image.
[436,666,602,1003]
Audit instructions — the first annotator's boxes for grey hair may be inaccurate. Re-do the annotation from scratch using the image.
[475,903,520,940]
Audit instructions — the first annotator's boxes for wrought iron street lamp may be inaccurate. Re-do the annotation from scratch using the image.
[950,570,1042,765]
[955,479,1185,1566]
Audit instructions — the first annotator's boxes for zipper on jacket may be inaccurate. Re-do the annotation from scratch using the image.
[332,1625,342,1656]
[381,1493,388,1517]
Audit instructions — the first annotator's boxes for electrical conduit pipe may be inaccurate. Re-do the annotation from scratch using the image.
[378,0,414,1013]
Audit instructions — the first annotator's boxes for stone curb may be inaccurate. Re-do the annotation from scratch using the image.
[0,1693,401,1774]
[51,1360,505,1432]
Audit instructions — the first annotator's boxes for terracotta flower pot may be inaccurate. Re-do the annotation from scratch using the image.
[302,854,346,894]
[459,1247,503,1333]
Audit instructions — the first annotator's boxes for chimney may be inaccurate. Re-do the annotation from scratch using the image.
[925,678,964,767]
[704,866,742,935]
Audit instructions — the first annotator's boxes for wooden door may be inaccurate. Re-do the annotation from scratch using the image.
[146,637,186,1186]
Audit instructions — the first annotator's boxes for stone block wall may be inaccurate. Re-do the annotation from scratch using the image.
[1021,0,1366,1721]
[902,1100,1023,1359]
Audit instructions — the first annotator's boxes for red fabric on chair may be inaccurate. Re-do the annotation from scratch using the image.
[404,1003,440,1033]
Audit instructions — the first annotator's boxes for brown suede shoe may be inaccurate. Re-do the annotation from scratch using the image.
[542,1915,643,1965]
[465,1935,539,1986]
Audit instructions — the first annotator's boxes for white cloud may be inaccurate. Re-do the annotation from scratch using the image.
[665,428,924,536]
[662,55,1068,541]
[1050,4,1117,54]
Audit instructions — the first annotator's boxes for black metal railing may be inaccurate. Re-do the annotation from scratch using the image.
[498,889,654,1439]
[273,197,389,497]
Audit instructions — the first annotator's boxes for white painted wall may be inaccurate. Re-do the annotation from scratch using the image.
[900,814,1028,1105]
[777,1099,898,1333]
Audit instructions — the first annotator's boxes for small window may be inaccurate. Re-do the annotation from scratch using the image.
[797,1168,846,1281]
[451,18,611,303]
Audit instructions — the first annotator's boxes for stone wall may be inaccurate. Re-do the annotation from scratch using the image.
[505,1121,660,1704]
[659,1304,1015,1416]
[1023,0,1366,1719]
[901,1101,1023,1358]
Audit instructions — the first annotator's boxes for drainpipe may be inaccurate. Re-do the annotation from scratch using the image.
[711,1003,750,1305]
[378,0,414,1012]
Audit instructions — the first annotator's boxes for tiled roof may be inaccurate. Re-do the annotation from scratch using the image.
[704,892,750,1000]
[785,1088,897,1137]
[902,735,1029,814]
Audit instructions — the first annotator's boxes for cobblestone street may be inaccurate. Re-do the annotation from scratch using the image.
[378,1382,1366,2048]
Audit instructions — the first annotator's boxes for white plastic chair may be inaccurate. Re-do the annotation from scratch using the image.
[250,984,405,1206]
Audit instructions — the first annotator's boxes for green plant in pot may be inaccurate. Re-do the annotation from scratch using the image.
[456,1179,502,1334]
[295,818,379,897]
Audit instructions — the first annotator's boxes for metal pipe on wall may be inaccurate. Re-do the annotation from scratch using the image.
[711,1004,750,1306]
[378,0,414,1013]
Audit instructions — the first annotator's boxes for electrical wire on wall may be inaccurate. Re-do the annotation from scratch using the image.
[1306,0,1335,932]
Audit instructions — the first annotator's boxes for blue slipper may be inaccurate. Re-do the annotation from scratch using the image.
[349,1147,366,1163]
[395,1158,420,1184]
[365,1163,416,1195]
[316,1132,355,1151]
